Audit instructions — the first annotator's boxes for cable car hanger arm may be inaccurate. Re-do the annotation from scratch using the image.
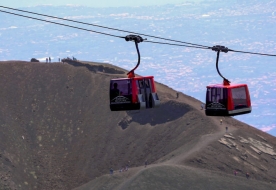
[125,35,146,78]
[212,45,230,85]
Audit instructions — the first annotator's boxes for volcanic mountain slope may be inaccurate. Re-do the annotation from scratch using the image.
[0,60,275,190]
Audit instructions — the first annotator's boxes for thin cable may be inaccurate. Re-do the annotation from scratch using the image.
[147,41,276,56]
[0,9,124,39]
[229,49,276,57]
[0,8,209,50]
[0,5,210,48]
[1,7,276,57]
[145,40,211,50]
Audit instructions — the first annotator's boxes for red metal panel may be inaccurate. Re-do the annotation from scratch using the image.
[227,88,234,110]
[132,79,138,103]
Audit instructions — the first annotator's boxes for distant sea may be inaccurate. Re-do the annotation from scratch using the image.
[0,0,275,136]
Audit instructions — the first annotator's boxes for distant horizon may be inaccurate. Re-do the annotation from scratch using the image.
[1,0,205,8]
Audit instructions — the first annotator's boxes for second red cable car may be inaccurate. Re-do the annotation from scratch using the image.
[205,45,252,116]
[205,80,252,116]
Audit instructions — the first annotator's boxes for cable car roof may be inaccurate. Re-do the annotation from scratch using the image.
[111,76,154,81]
[206,83,248,88]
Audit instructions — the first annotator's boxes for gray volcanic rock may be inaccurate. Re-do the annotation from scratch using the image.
[0,61,275,190]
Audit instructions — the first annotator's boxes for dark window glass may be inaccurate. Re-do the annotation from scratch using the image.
[138,80,144,88]
[144,79,150,87]
[231,87,247,109]
[110,79,132,101]
[206,87,228,108]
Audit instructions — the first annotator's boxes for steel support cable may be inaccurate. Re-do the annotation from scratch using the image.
[228,49,276,57]
[145,40,211,50]
[0,9,124,39]
[0,7,276,57]
[147,40,276,56]
[0,5,210,48]
[0,9,208,50]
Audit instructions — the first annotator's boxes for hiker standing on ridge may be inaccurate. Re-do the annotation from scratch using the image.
[145,160,148,168]
[246,172,250,179]
[125,164,128,171]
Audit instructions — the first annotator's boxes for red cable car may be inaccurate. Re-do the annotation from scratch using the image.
[206,80,252,116]
[110,35,160,111]
[205,46,252,116]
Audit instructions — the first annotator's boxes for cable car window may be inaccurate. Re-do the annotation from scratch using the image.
[110,80,131,98]
[144,80,150,87]
[206,88,211,102]
[206,87,228,107]
[208,88,224,102]
[120,80,131,96]
[139,80,144,88]
[231,87,247,109]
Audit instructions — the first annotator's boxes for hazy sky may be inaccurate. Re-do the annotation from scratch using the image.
[2,0,203,8]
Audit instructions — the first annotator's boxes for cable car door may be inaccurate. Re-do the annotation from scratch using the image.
[137,78,153,108]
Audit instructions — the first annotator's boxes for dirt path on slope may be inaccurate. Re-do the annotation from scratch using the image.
[166,126,236,165]
[160,91,238,164]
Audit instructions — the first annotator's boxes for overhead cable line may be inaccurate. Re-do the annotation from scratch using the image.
[145,40,211,50]
[0,7,276,57]
[228,49,276,57]
[145,41,276,56]
[0,5,210,48]
[0,8,208,50]
[0,9,124,39]
[146,42,276,57]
